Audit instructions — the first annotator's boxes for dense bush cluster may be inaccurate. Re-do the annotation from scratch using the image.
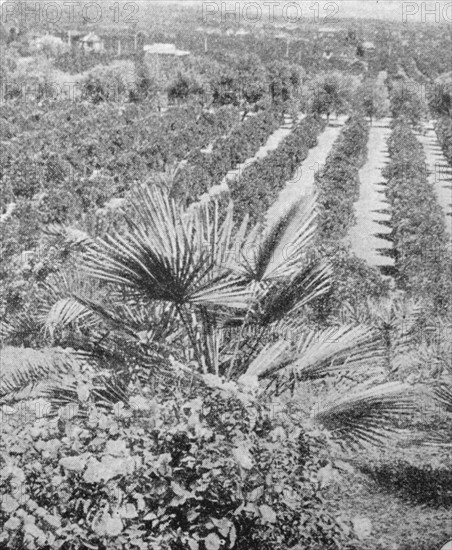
[229,115,325,223]
[315,115,369,242]
[0,387,351,550]
[383,122,451,309]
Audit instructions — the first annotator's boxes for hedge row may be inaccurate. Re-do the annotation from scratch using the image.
[383,121,451,308]
[229,115,325,224]
[173,110,282,204]
[435,116,452,166]
[315,115,370,242]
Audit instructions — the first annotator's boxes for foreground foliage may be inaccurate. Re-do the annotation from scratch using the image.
[0,387,353,550]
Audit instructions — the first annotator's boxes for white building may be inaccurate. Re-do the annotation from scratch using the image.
[81,32,104,52]
[144,43,190,57]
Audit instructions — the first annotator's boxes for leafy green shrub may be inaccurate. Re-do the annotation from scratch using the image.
[0,387,352,550]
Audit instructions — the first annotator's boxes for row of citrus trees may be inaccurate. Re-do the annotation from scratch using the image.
[229,115,325,223]
[173,110,282,203]
[1,101,241,206]
[315,115,369,243]
[383,120,451,309]
[309,113,389,318]
[436,116,452,166]
[0,101,241,323]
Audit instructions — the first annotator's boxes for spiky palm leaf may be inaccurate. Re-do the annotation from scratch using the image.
[40,371,131,417]
[43,224,97,250]
[247,325,385,383]
[256,260,332,325]
[0,347,88,404]
[312,382,417,448]
[433,383,452,413]
[237,196,319,283]
[83,185,253,311]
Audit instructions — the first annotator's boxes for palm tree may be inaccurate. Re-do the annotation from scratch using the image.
[1,184,418,447]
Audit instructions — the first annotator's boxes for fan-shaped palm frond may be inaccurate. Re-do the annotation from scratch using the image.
[0,347,88,404]
[238,195,319,283]
[340,295,424,348]
[40,371,131,417]
[433,383,452,413]
[0,320,11,341]
[312,382,417,448]
[83,185,253,311]
[45,298,97,338]
[39,271,106,338]
[256,260,332,325]
[43,224,97,250]
[246,340,292,378]
[247,325,385,384]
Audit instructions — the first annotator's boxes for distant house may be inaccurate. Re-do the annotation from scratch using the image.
[361,41,376,58]
[63,28,144,55]
[362,41,376,51]
[81,32,104,52]
[100,28,145,55]
[66,30,84,47]
[144,43,190,57]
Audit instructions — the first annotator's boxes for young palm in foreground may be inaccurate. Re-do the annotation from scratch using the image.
[1,184,419,448]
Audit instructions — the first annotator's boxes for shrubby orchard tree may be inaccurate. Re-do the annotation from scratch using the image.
[267,61,303,113]
[429,74,452,117]
[389,80,426,126]
[167,71,205,105]
[309,72,357,123]
[359,80,390,124]
[233,53,268,113]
